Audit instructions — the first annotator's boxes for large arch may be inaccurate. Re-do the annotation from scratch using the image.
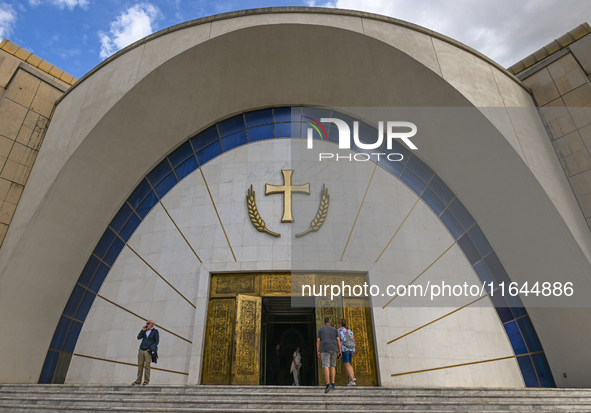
[40,106,554,387]
[0,9,589,385]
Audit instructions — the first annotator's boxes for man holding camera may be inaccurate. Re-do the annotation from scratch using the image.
[132,320,159,385]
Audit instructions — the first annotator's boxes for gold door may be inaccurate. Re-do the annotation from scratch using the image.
[315,296,348,385]
[202,298,235,384]
[230,294,262,385]
[343,298,378,386]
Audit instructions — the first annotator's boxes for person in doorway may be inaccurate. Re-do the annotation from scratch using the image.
[269,343,282,385]
[133,320,159,385]
[290,346,302,386]
[316,317,341,393]
[338,319,356,386]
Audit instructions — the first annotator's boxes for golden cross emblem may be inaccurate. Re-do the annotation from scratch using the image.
[265,170,310,222]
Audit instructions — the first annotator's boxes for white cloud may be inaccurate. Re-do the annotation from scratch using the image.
[28,0,89,10]
[99,3,160,60]
[0,3,17,39]
[309,0,591,67]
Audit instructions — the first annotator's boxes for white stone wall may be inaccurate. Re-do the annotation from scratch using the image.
[67,140,522,387]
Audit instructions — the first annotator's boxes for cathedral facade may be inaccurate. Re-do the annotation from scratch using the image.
[1,8,591,388]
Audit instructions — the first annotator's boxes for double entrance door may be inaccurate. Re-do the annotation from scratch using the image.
[201,273,378,386]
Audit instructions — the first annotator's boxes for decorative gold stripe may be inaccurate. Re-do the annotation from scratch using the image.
[391,356,514,377]
[159,201,203,263]
[375,197,421,263]
[119,237,196,309]
[97,294,192,344]
[382,241,457,309]
[504,314,529,324]
[199,169,237,261]
[72,353,188,375]
[387,294,488,344]
[340,163,378,261]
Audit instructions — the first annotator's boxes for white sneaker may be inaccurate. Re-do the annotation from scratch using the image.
[347,381,356,386]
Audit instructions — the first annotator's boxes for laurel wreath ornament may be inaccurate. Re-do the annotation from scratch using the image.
[296,184,329,237]
[246,185,280,237]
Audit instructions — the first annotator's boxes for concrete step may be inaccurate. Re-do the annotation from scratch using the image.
[1,385,591,412]
[2,389,591,403]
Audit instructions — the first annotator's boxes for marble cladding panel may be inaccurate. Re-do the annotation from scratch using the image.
[67,295,190,384]
[127,203,201,305]
[68,139,522,387]
[386,304,521,388]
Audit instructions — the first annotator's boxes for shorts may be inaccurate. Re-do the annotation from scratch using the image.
[321,351,337,368]
[342,351,354,364]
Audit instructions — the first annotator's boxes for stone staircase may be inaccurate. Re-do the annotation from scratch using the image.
[1,384,591,412]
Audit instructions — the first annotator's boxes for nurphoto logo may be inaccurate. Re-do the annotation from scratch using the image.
[304,116,418,162]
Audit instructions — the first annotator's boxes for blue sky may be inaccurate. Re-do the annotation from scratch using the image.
[2,0,591,79]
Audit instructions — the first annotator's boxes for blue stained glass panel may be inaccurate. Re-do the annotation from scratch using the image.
[135,192,158,220]
[63,284,85,318]
[92,229,116,259]
[386,139,411,162]
[517,316,543,353]
[75,291,96,322]
[154,172,178,198]
[49,316,71,350]
[146,158,172,186]
[175,155,198,181]
[190,125,219,152]
[531,353,556,387]
[217,114,245,136]
[77,256,100,287]
[328,125,340,144]
[357,122,380,148]
[109,202,133,233]
[127,179,151,209]
[422,187,446,216]
[406,155,434,183]
[119,213,141,242]
[221,129,248,151]
[457,233,481,265]
[473,261,496,293]
[168,141,193,167]
[517,355,540,387]
[89,263,110,293]
[245,108,273,127]
[196,141,222,166]
[484,252,511,285]
[274,122,300,138]
[38,350,60,383]
[505,294,527,319]
[378,156,404,177]
[429,175,454,205]
[303,122,324,140]
[439,209,464,240]
[103,237,125,267]
[248,124,274,142]
[63,321,83,353]
[468,225,493,257]
[273,107,293,123]
[448,198,475,230]
[489,292,514,323]
[504,321,528,355]
[400,169,426,195]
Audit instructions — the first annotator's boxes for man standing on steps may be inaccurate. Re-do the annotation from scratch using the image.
[133,320,159,385]
[317,317,341,393]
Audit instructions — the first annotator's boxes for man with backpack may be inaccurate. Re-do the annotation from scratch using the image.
[338,318,356,386]
[316,317,341,393]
